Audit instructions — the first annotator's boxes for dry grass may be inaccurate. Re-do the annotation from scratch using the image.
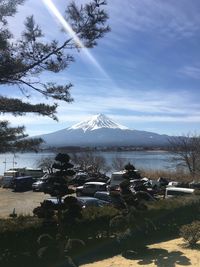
[140,168,198,183]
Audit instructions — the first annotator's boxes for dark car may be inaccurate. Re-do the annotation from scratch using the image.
[77,196,109,208]
[94,191,127,209]
[76,182,107,197]
[12,176,34,192]
[189,181,200,189]
[134,191,156,202]
[46,196,108,209]
[70,172,90,186]
[94,191,111,202]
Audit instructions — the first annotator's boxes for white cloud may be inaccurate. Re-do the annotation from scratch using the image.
[2,0,200,136]
[108,0,200,39]
[112,114,200,124]
[179,65,200,80]
[62,88,198,116]
[1,86,200,136]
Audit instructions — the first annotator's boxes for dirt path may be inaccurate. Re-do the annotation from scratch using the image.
[0,188,50,217]
[81,238,200,267]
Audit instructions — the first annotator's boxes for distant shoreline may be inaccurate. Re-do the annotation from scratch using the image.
[44,146,170,153]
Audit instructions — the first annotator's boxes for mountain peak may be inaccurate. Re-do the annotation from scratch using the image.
[68,114,129,132]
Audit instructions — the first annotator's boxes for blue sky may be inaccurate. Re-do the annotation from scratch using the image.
[1,0,200,136]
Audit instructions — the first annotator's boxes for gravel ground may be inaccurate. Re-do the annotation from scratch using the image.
[81,238,200,267]
[0,187,50,218]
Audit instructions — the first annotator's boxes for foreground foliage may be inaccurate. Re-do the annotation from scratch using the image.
[0,0,109,152]
[1,195,200,266]
[180,221,200,247]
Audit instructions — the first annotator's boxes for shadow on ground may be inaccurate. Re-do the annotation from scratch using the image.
[74,238,121,266]
[76,234,179,266]
[179,243,200,251]
[123,247,191,267]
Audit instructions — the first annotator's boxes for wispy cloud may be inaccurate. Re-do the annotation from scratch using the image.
[2,0,200,136]
[112,114,200,124]
[64,87,200,116]
[108,0,200,40]
[179,65,200,80]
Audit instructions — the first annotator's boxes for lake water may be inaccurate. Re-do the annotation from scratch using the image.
[0,150,176,176]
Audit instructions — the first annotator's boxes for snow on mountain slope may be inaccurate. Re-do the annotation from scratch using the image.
[36,114,170,147]
[68,114,129,132]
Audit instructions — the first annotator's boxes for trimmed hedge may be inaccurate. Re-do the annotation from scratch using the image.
[1,196,200,266]
[121,195,200,249]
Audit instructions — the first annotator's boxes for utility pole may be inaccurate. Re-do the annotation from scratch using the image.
[3,158,7,173]
[3,156,17,173]
[12,156,17,169]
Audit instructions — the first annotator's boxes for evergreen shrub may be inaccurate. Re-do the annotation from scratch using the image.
[180,221,200,246]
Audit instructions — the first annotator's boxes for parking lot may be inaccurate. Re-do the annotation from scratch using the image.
[0,188,50,218]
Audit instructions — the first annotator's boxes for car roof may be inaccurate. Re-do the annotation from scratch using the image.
[77,196,98,200]
[94,191,109,195]
[14,176,32,180]
[46,197,64,204]
[166,187,194,192]
[130,179,143,183]
[112,171,126,175]
[84,182,106,185]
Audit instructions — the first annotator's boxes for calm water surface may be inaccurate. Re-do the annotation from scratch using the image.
[0,151,176,176]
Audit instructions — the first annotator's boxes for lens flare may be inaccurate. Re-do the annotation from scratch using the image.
[42,0,109,77]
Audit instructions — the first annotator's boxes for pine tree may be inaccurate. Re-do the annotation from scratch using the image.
[44,153,75,201]
[0,0,110,152]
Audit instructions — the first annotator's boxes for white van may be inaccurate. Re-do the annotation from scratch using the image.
[165,187,195,198]
[110,171,126,188]
[5,168,44,179]
[1,176,14,188]
[4,170,19,177]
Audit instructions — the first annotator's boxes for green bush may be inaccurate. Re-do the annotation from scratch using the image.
[1,195,200,266]
[180,221,200,246]
[146,195,200,230]
[115,195,200,246]
[0,215,42,233]
[77,206,119,239]
[110,215,128,234]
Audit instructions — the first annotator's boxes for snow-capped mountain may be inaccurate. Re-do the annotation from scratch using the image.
[36,114,171,147]
[68,114,128,132]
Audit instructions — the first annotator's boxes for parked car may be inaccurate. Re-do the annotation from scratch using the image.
[32,179,47,191]
[1,176,14,188]
[134,191,156,202]
[12,176,34,192]
[94,191,111,202]
[189,181,200,189]
[76,182,107,197]
[4,168,44,179]
[157,177,169,186]
[165,187,195,198]
[32,173,49,191]
[130,179,146,192]
[109,171,126,189]
[46,196,108,209]
[144,179,160,189]
[70,172,90,186]
[167,181,180,187]
[94,191,127,209]
[77,196,109,208]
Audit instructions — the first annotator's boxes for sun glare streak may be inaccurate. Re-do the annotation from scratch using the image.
[42,0,109,78]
